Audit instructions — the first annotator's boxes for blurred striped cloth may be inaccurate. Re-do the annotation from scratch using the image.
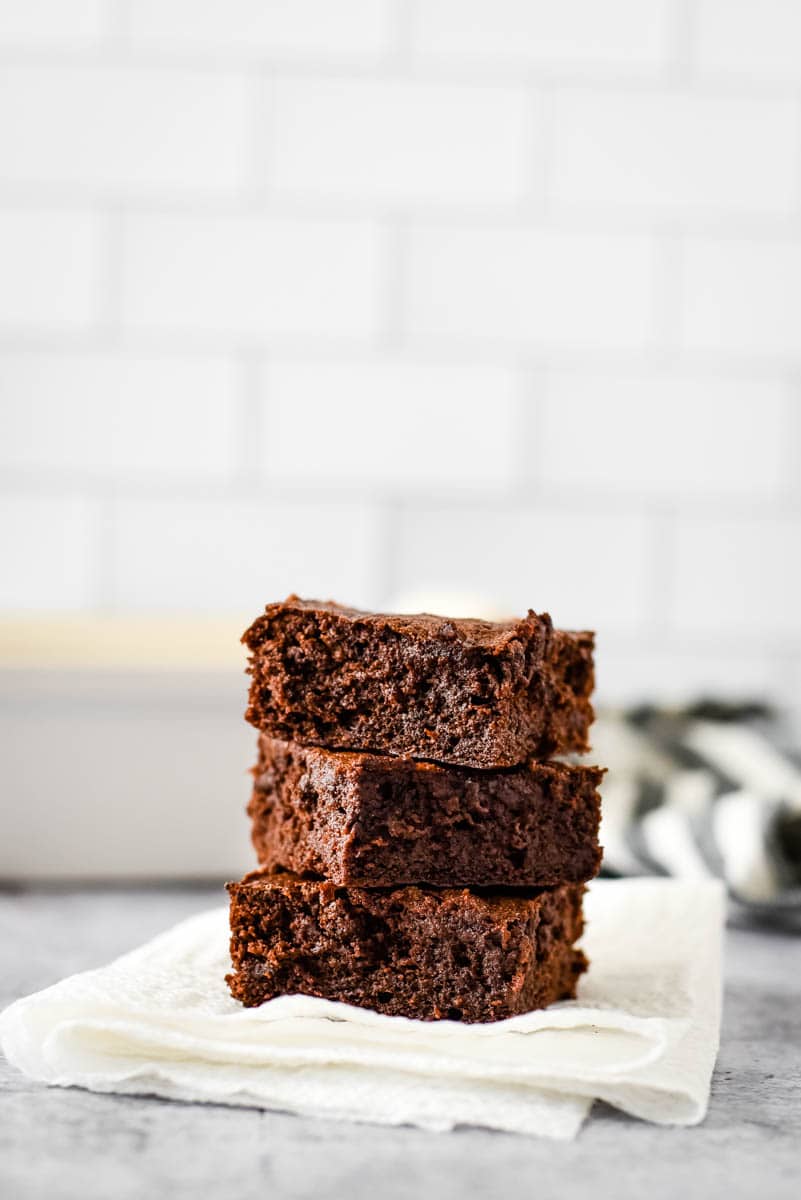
[592,702,801,929]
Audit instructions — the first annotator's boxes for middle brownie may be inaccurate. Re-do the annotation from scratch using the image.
[249,734,603,888]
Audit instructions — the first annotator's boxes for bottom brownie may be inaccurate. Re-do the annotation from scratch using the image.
[226,871,586,1023]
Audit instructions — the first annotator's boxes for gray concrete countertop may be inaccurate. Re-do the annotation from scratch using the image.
[1,886,799,1200]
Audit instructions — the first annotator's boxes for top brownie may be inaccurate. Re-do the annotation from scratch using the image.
[243,597,593,768]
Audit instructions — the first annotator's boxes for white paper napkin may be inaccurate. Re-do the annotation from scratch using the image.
[0,878,724,1140]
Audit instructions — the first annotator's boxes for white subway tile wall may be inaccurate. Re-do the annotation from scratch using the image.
[270,79,533,207]
[0,1,104,48]
[681,238,801,359]
[695,0,801,83]
[395,508,653,634]
[0,65,253,196]
[1,0,800,721]
[549,90,799,216]
[0,494,95,610]
[112,496,381,613]
[128,0,392,62]
[539,375,789,497]
[412,0,670,73]
[671,515,801,638]
[406,227,656,349]
[119,214,386,342]
[0,352,241,478]
[261,362,519,488]
[0,208,101,331]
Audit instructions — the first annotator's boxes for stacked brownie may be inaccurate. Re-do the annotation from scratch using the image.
[227,597,602,1023]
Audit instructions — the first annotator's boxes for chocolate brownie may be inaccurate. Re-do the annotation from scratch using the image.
[249,734,603,888]
[242,597,594,768]
[227,871,586,1022]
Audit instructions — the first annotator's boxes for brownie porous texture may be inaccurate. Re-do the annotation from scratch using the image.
[249,734,603,888]
[226,872,586,1022]
[242,597,594,769]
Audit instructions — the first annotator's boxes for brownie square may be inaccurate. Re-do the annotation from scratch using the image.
[249,734,603,888]
[227,871,586,1022]
[242,597,594,768]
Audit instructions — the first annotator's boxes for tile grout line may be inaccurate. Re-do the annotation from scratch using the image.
[384,0,417,69]
[248,70,275,207]
[379,218,409,352]
[104,0,132,46]
[373,497,402,608]
[96,205,126,348]
[529,85,554,218]
[2,44,801,102]
[664,0,698,86]
[512,368,545,495]
[3,187,801,240]
[235,354,266,489]
[650,229,685,363]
